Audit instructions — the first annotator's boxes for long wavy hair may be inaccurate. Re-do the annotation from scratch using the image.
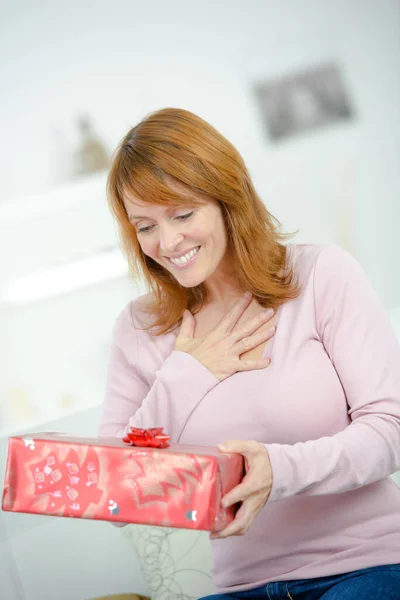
[107,107,301,335]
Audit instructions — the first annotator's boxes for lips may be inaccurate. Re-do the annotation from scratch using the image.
[166,246,200,267]
[165,246,199,260]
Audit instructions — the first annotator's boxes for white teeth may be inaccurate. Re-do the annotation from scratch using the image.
[170,246,199,265]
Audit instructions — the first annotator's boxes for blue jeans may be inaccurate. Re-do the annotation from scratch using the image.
[199,563,400,599]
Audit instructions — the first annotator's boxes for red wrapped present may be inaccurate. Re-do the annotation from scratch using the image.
[1,431,244,532]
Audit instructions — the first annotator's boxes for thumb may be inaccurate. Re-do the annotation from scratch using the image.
[178,309,195,339]
[217,439,259,456]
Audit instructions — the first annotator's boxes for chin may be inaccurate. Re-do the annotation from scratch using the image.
[174,274,206,288]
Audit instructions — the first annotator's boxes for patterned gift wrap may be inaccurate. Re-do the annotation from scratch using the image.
[2,432,244,532]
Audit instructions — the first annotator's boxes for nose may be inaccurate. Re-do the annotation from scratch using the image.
[159,223,184,254]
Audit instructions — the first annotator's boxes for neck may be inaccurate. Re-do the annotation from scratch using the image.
[204,268,245,311]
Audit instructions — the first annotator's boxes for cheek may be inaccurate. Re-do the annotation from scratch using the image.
[192,227,207,242]
[192,216,218,240]
[213,220,227,248]
[138,235,158,258]
[192,223,224,250]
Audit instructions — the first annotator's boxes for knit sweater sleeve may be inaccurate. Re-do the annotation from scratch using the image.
[97,303,219,443]
[265,245,400,503]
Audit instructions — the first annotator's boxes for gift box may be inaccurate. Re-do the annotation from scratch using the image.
[1,431,244,532]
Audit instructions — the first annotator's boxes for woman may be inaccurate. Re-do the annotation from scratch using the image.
[98,108,400,599]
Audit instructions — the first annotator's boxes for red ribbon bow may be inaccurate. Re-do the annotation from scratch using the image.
[123,427,171,449]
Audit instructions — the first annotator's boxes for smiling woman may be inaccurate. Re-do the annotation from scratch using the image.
[99,107,400,598]
[106,107,299,335]
[123,187,231,296]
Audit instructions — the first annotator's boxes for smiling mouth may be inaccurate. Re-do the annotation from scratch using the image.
[166,246,201,267]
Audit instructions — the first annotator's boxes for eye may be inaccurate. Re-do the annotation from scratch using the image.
[137,224,155,234]
[175,211,194,221]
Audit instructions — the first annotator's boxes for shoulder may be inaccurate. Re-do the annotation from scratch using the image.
[289,243,380,322]
[112,292,157,344]
[286,243,371,311]
[288,243,364,285]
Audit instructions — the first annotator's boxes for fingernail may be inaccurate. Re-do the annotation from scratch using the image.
[217,444,227,451]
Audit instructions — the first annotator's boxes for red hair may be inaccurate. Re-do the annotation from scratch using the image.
[107,107,300,334]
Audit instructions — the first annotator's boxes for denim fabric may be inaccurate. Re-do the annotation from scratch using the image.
[198,563,400,599]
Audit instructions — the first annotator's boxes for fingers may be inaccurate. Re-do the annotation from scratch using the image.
[217,292,253,334]
[210,502,249,539]
[217,441,265,508]
[220,467,262,508]
[211,442,273,539]
[235,357,271,372]
[221,479,254,508]
[177,310,195,340]
[210,499,258,539]
[218,439,261,455]
[232,307,275,343]
[239,325,276,353]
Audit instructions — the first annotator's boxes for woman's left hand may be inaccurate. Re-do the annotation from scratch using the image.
[210,440,273,540]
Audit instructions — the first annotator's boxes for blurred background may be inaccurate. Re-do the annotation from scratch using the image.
[0,1,399,598]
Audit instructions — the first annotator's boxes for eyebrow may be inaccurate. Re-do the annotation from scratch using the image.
[127,202,198,222]
[128,214,147,221]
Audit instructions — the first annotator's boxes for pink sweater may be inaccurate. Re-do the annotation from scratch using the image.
[98,244,400,593]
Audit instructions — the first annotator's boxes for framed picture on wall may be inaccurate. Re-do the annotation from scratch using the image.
[253,63,355,141]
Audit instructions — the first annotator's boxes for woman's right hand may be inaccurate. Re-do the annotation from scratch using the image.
[174,293,276,381]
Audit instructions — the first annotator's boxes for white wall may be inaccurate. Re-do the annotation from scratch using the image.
[0,2,399,598]
[0,0,399,302]
[0,276,140,433]
[0,0,399,435]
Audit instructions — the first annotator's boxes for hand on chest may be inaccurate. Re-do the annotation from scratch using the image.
[193,300,277,361]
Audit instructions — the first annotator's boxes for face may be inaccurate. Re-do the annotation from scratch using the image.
[124,185,230,289]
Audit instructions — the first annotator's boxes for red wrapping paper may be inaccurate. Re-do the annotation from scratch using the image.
[1,432,244,532]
